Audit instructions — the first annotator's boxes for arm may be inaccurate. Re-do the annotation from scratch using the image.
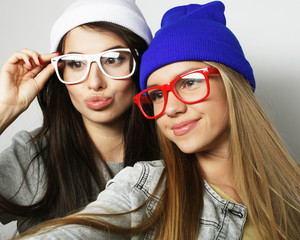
[0,50,59,135]
[0,129,46,225]
[18,161,164,239]
[20,165,144,240]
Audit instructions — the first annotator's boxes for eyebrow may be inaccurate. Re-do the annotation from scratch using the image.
[146,67,204,88]
[64,45,127,55]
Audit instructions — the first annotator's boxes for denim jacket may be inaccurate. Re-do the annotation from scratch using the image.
[24,160,247,240]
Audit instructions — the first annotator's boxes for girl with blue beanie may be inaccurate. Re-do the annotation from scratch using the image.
[13,1,300,240]
[0,0,159,234]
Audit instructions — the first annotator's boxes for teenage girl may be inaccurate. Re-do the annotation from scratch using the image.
[0,0,159,233]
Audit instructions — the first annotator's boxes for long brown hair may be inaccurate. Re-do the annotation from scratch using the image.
[0,22,159,232]
[17,62,300,240]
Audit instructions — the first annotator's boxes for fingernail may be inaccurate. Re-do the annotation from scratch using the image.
[58,62,65,69]
[38,57,43,65]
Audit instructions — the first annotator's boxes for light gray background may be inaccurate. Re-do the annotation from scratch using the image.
[0,0,299,238]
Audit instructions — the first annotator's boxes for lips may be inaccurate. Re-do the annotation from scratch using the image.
[84,94,113,110]
[171,119,199,136]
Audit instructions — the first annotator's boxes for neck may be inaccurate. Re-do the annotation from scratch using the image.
[197,150,233,185]
[196,146,243,204]
[84,119,125,163]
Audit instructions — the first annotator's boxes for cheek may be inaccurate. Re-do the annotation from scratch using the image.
[65,85,82,104]
[156,118,170,139]
[113,81,134,111]
[124,81,134,95]
[215,105,229,130]
[204,98,229,127]
[207,80,229,124]
[213,98,228,118]
[215,89,228,123]
[156,118,163,131]
[205,100,229,139]
[116,81,133,99]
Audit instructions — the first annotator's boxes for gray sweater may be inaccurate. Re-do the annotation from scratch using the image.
[0,129,123,233]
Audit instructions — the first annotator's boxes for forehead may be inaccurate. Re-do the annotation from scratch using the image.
[147,61,210,86]
[63,26,127,54]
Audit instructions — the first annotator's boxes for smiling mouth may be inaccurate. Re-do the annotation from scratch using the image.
[171,119,199,136]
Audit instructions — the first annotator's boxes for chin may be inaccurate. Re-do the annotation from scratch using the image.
[176,143,203,155]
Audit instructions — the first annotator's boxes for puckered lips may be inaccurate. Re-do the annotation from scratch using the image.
[84,94,113,110]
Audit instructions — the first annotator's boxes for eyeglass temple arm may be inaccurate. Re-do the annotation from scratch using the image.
[207,67,220,74]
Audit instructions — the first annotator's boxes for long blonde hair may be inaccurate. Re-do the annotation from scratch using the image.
[148,61,300,239]
[208,62,300,240]
[17,62,300,240]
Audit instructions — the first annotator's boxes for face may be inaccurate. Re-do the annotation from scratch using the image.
[148,61,229,156]
[63,27,133,129]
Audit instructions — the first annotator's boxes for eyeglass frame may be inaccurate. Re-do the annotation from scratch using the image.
[133,67,220,119]
[51,48,138,85]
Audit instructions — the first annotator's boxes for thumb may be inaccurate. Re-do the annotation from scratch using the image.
[33,63,56,92]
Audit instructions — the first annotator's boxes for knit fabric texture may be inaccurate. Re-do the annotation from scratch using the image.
[139,1,255,91]
[50,0,152,52]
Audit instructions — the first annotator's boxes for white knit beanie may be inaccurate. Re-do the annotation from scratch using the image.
[50,0,152,52]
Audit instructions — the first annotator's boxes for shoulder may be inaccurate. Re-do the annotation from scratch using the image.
[0,128,42,164]
[11,128,41,142]
[1,128,43,152]
[0,128,46,203]
[84,160,165,217]
[108,160,165,185]
[0,128,45,170]
[106,160,165,198]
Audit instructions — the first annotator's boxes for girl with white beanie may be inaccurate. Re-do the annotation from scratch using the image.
[0,0,159,234]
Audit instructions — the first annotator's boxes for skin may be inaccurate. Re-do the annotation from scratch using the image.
[62,27,134,161]
[148,61,242,203]
[0,27,134,163]
[0,50,58,135]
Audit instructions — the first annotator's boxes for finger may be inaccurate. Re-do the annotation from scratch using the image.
[23,59,55,81]
[33,63,56,90]
[29,52,61,68]
[21,48,40,57]
[6,51,33,68]
[21,48,43,66]
[20,49,58,67]
[32,78,39,95]
[39,52,61,64]
[26,64,44,77]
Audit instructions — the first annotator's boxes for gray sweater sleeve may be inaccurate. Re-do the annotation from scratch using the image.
[0,129,46,224]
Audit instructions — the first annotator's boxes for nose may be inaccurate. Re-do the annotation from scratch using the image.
[87,62,107,90]
[163,91,187,117]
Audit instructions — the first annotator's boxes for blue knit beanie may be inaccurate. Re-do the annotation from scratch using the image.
[140,1,255,91]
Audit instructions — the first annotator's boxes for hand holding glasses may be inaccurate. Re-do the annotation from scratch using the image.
[51,48,137,84]
[133,67,220,119]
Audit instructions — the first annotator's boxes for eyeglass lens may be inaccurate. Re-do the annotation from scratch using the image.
[56,50,135,83]
[139,72,208,118]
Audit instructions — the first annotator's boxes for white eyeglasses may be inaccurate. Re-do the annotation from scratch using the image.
[51,48,137,84]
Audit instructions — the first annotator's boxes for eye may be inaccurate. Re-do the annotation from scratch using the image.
[107,56,125,64]
[181,78,204,88]
[148,89,164,102]
[66,60,85,69]
[101,52,127,66]
[178,72,206,90]
[60,55,87,71]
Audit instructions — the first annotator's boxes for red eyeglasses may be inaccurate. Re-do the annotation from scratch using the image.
[133,67,220,119]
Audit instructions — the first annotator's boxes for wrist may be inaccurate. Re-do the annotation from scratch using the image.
[0,103,24,135]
